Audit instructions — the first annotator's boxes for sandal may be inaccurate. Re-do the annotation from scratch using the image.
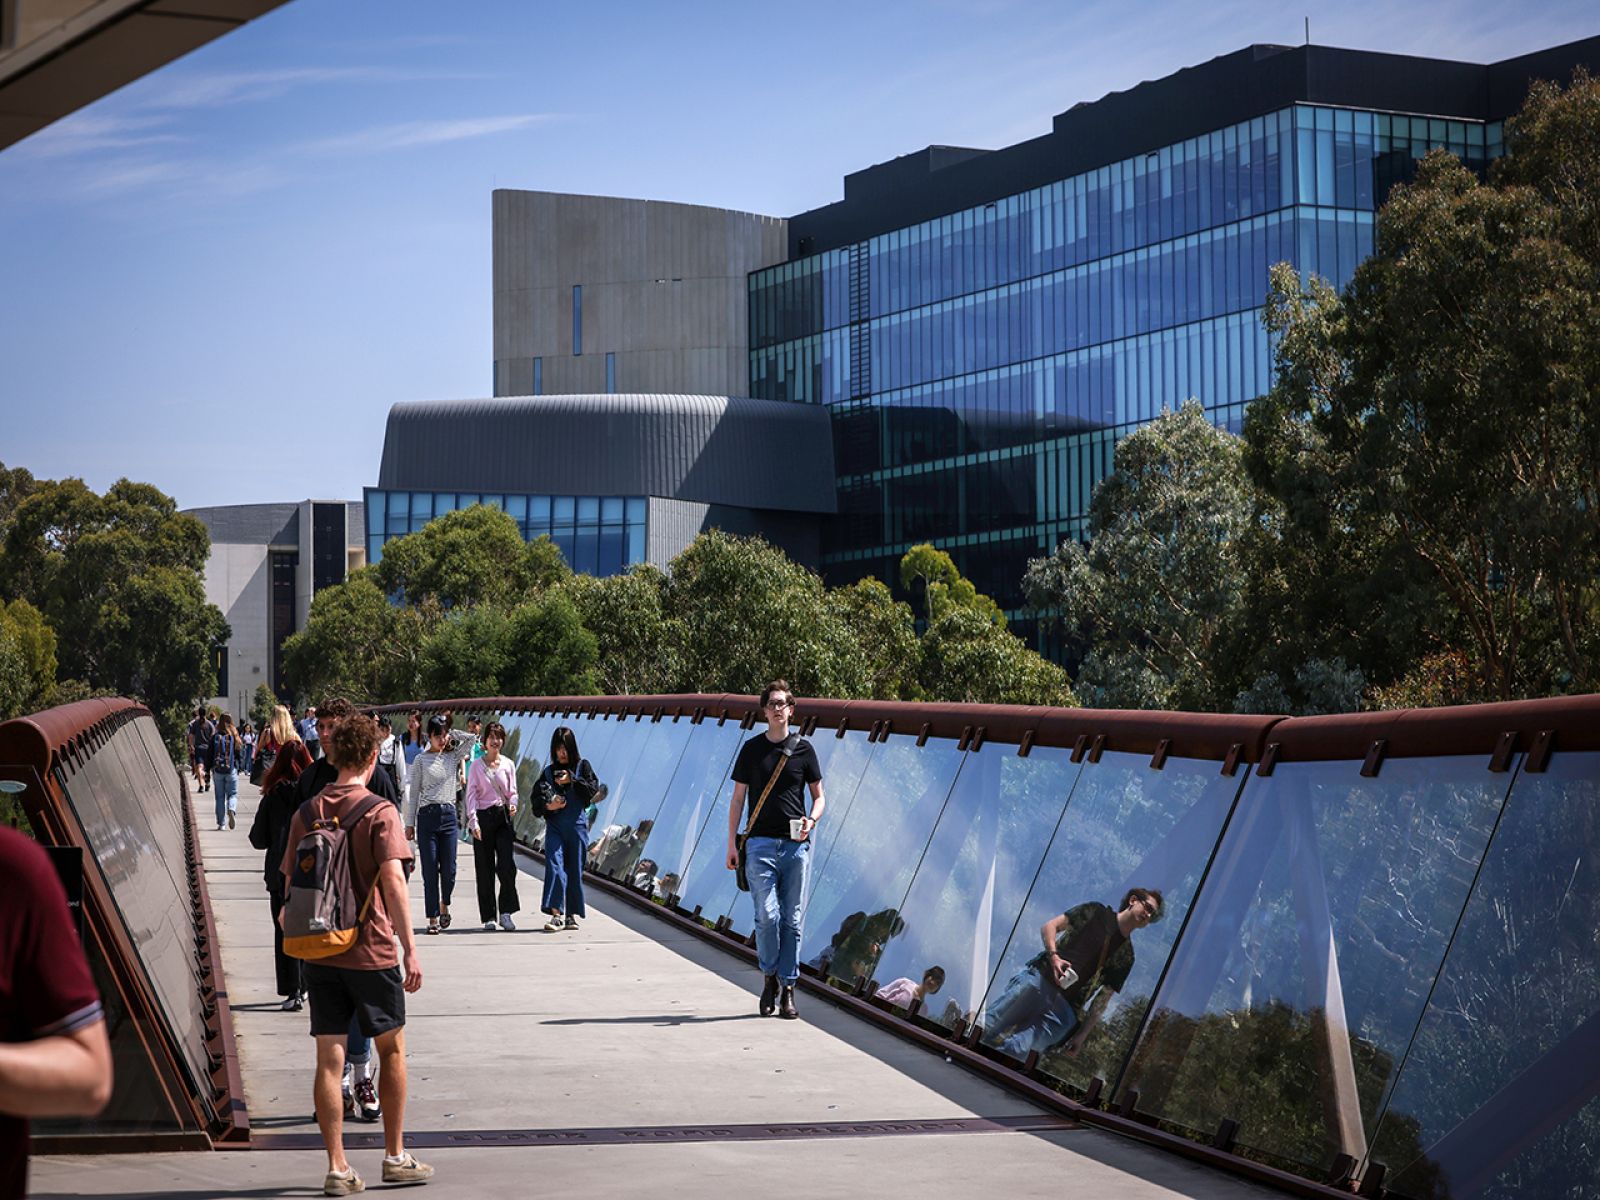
[439,908,452,930]
[427,918,440,935]
[543,915,565,932]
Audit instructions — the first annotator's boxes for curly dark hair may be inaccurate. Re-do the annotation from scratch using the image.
[326,714,379,770]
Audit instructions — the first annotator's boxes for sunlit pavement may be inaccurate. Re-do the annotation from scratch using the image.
[30,776,1273,1199]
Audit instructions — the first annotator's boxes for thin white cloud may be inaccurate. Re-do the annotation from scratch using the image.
[12,112,187,159]
[302,114,559,156]
[133,65,490,111]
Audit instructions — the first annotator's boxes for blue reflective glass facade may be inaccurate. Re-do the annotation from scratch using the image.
[750,106,1500,614]
[363,489,646,576]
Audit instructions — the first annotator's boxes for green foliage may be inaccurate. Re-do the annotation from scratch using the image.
[0,600,57,717]
[1024,74,1600,711]
[418,605,514,699]
[373,504,568,608]
[560,566,675,695]
[658,529,841,696]
[1249,72,1600,702]
[824,577,921,700]
[900,543,1004,625]
[0,472,224,744]
[504,591,598,697]
[281,572,417,704]
[1024,401,1256,711]
[249,682,279,729]
[919,606,1075,706]
[417,591,598,701]
[0,622,29,722]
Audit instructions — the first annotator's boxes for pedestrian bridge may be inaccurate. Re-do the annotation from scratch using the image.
[3,692,1597,1200]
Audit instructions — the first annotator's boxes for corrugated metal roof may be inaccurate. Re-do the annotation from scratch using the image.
[376,394,836,514]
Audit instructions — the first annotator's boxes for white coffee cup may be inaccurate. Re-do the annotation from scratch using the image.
[1056,965,1079,991]
[790,817,807,841]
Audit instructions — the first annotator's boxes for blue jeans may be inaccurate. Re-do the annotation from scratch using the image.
[985,964,1079,1059]
[416,803,457,919]
[747,836,811,984]
[346,1017,369,1071]
[213,770,237,827]
[541,816,588,918]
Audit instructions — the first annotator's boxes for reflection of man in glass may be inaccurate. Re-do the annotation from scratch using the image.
[986,888,1163,1061]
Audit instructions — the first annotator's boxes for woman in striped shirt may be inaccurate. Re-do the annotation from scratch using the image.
[404,714,477,934]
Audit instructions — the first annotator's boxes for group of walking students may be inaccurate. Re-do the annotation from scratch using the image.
[222,679,1158,1196]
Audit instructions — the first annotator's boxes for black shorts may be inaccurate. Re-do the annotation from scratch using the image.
[303,962,405,1038]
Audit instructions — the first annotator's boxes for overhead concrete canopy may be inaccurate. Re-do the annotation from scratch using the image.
[0,0,288,150]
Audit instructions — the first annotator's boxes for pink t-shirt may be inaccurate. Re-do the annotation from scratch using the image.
[875,977,920,1007]
[465,756,518,831]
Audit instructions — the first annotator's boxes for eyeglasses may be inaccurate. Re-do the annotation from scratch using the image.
[765,698,792,710]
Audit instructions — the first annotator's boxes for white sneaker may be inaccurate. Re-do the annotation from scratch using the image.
[500,913,516,932]
[483,921,497,931]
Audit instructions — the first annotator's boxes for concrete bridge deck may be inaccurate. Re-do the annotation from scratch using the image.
[31,777,1272,1199]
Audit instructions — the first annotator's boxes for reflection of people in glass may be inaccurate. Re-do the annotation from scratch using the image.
[810,911,866,978]
[533,726,603,933]
[986,888,1163,1061]
[629,857,659,892]
[828,908,905,985]
[725,679,825,1020]
[592,820,654,878]
[876,966,946,1008]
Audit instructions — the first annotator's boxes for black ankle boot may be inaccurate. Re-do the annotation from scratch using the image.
[760,974,779,1017]
[779,985,798,1020]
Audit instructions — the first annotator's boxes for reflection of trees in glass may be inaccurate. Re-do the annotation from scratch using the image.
[505,715,551,845]
[1123,760,1507,1173]
[985,754,1238,1093]
[634,722,742,901]
[798,736,964,970]
[1121,1003,1434,1182]
[1369,759,1600,1200]
[824,908,904,985]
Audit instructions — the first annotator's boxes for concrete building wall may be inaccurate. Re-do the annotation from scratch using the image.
[186,500,363,719]
[202,540,276,716]
[492,190,787,398]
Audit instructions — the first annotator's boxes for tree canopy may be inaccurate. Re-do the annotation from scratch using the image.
[0,468,225,741]
[1025,71,1600,711]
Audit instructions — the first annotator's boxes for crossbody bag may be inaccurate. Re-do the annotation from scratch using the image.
[735,736,798,893]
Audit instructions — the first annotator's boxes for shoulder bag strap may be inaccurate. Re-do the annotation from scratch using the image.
[739,748,793,847]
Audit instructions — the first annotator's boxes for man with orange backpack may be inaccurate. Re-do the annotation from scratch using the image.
[279,713,432,1195]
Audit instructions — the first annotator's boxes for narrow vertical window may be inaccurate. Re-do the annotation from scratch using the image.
[533,357,542,395]
[572,284,582,356]
[605,351,616,393]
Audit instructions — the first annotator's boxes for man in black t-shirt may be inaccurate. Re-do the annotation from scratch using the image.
[984,887,1163,1062]
[726,679,825,1020]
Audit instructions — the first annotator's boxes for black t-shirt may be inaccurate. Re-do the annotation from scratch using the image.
[189,718,214,750]
[1028,901,1133,1011]
[732,731,822,840]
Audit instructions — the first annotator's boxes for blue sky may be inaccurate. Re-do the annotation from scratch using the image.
[1,0,1594,511]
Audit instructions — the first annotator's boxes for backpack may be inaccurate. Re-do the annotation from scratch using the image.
[281,794,386,960]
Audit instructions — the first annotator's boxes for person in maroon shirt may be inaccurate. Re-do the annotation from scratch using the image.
[0,826,112,1200]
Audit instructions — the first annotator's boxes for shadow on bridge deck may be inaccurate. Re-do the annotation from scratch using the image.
[31,777,1272,1200]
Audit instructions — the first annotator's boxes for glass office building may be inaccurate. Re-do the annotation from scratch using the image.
[746,39,1554,618]
[364,488,647,578]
